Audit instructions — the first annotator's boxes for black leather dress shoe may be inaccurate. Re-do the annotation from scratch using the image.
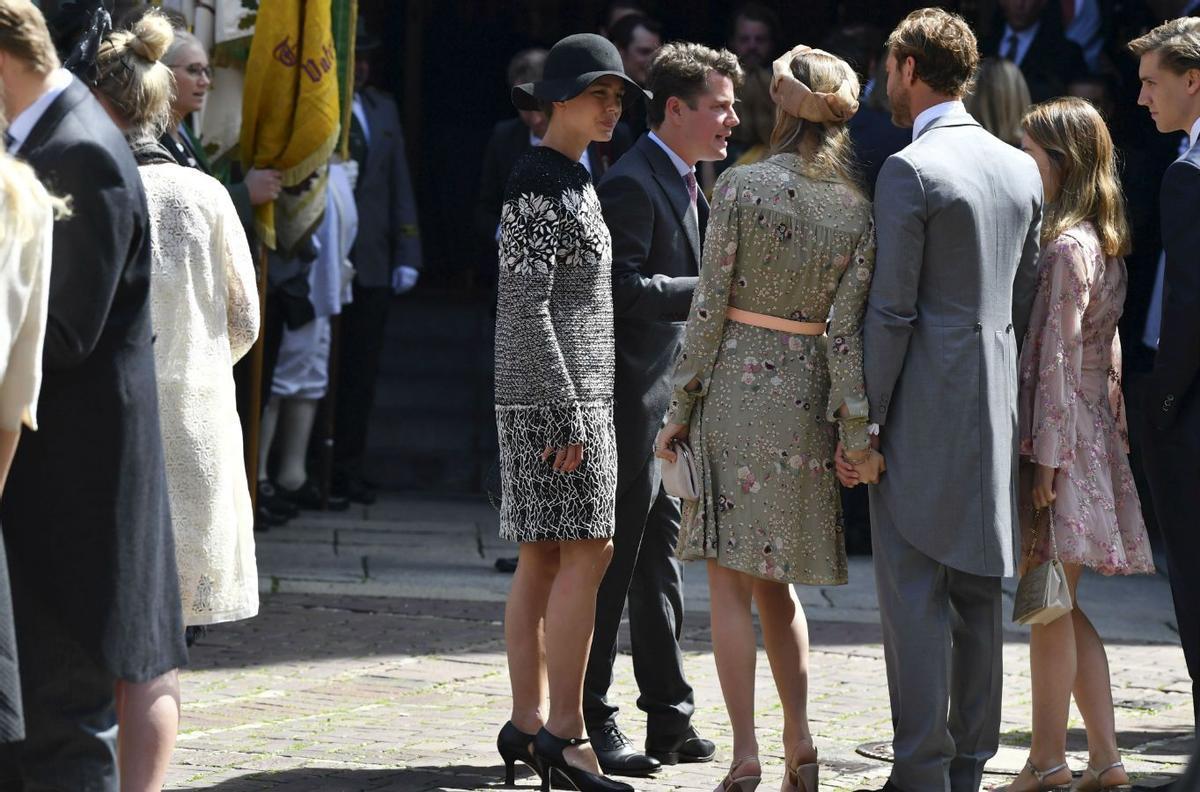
[591,722,661,778]
[646,726,716,765]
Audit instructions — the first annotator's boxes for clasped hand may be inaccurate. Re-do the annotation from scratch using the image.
[834,437,886,487]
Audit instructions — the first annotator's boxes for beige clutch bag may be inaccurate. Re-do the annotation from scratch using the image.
[661,441,700,502]
[1013,506,1073,626]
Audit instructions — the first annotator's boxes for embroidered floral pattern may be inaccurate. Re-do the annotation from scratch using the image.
[1017,224,1153,576]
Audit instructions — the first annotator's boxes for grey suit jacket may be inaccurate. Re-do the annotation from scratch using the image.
[864,110,1043,577]
[598,134,708,496]
[353,87,422,288]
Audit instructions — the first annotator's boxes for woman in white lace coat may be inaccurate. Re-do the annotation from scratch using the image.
[90,13,260,789]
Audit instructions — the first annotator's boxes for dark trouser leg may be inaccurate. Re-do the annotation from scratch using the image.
[631,481,693,742]
[870,494,954,792]
[946,568,1003,792]
[333,284,391,478]
[583,456,655,732]
[1141,397,1200,726]
[0,581,117,791]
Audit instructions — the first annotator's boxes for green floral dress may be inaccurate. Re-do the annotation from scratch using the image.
[666,154,875,584]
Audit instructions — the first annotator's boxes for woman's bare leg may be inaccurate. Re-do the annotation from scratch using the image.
[505,541,559,734]
[707,560,761,779]
[114,670,180,792]
[753,578,817,769]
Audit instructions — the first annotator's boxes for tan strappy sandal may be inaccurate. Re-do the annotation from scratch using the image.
[715,756,762,792]
[1070,761,1128,791]
[781,757,818,792]
[996,759,1073,791]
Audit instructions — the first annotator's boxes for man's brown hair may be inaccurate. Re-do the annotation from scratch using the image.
[886,7,979,97]
[0,0,58,75]
[1128,17,1200,76]
[646,41,743,127]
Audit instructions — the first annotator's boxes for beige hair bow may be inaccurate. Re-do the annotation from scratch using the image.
[770,44,860,124]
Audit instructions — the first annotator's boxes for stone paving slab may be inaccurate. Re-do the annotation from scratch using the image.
[164,497,1194,790]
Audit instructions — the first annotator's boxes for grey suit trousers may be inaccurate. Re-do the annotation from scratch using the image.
[870,492,1003,792]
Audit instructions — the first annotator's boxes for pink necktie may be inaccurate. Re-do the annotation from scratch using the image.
[685,171,698,210]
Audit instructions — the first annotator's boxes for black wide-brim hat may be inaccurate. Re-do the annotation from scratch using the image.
[512,33,650,112]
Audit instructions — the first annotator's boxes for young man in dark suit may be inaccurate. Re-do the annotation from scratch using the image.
[0,1,185,786]
[584,41,742,776]
[1130,14,1200,729]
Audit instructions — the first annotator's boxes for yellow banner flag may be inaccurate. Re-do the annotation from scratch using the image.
[240,0,340,252]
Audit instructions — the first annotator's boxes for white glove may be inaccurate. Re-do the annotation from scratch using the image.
[341,159,359,192]
[392,265,419,294]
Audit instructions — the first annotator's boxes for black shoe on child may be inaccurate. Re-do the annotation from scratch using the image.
[276,479,350,512]
[258,479,300,519]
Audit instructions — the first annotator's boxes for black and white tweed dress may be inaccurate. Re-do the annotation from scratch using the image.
[494,146,618,542]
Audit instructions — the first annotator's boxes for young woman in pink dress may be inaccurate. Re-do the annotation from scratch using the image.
[1006,97,1154,792]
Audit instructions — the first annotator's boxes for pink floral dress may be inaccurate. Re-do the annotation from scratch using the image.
[1017,223,1153,575]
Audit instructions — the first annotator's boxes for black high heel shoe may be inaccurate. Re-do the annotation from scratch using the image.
[533,728,634,792]
[497,721,542,786]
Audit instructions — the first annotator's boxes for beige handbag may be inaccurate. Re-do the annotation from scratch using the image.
[1013,506,1073,626]
[661,441,700,502]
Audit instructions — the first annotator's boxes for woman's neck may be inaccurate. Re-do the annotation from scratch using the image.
[540,122,589,163]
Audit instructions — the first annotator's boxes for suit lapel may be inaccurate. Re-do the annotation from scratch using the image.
[20,78,89,161]
[638,135,700,267]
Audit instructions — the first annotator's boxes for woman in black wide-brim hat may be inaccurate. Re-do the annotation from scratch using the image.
[493,33,647,792]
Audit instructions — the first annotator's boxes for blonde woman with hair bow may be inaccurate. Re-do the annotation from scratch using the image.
[654,43,879,792]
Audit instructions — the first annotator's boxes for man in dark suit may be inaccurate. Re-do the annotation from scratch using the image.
[1129,15,1200,728]
[332,28,423,505]
[0,2,185,786]
[983,0,1089,102]
[475,48,633,283]
[584,41,742,776]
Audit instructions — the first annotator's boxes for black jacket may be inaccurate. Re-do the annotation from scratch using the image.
[983,12,1088,103]
[1147,138,1200,430]
[598,133,706,496]
[1,78,186,682]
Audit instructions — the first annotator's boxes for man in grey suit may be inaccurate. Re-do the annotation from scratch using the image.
[585,42,742,776]
[843,9,1043,792]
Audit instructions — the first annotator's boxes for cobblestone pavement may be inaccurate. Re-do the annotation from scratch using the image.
[165,496,1194,791]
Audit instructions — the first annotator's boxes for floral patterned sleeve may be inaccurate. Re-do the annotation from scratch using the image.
[217,186,260,364]
[1025,235,1090,468]
[496,192,586,446]
[666,169,741,426]
[826,217,875,452]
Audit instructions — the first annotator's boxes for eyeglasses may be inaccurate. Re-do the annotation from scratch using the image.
[171,63,213,80]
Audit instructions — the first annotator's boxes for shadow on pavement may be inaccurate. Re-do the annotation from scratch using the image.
[173,763,536,791]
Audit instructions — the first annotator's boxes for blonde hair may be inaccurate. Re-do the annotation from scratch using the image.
[1128,16,1200,75]
[0,0,58,75]
[0,151,67,245]
[965,58,1031,147]
[1021,97,1130,258]
[768,48,861,193]
[92,11,176,137]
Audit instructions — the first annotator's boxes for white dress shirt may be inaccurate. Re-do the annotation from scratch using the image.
[351,93,371,145]
[5,69,74,154]
[1190,117,1200,151]
[647,130,694,179]
[998,22,1040,67]
[912,100,965,142]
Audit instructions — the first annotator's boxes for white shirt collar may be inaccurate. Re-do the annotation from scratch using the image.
[912,100,965,142]
[647,130,694,179]
[1190,117,1200,151]
[999,21,1040,66]
[6,69,74,154]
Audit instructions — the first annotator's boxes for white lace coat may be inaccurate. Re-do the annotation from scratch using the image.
[141,163,260,626]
